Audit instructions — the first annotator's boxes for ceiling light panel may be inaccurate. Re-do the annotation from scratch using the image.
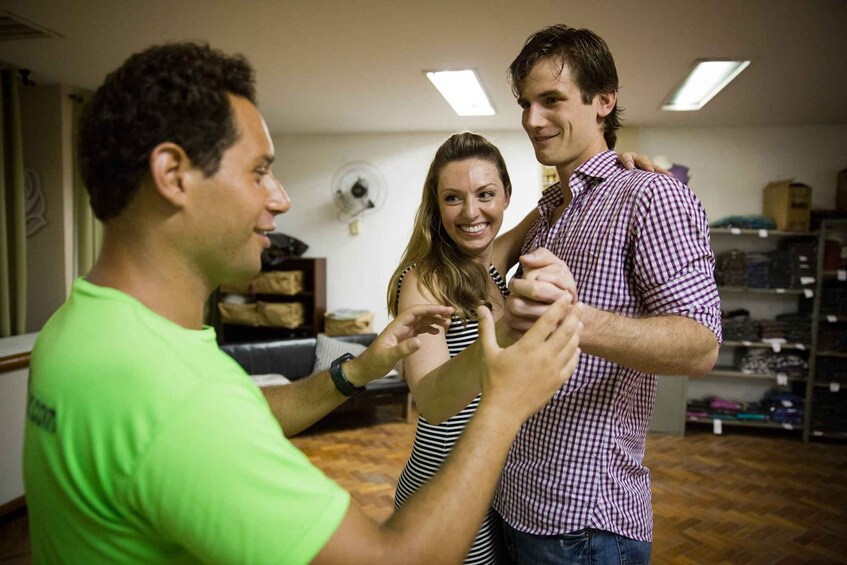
[662,59,750,111]
[425,69,495,116]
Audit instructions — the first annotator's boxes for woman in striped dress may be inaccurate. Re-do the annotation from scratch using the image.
[387,133,663,564]
[387,133,534,564]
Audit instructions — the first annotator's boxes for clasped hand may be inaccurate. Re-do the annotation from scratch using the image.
[503,247,579,342]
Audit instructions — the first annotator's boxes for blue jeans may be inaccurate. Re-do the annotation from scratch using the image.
[501,522,651,565]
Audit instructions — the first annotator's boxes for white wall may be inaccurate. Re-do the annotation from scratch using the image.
[636,124,847,220]
[273,130,544,331]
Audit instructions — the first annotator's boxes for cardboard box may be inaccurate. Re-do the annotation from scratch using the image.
[324,310,374,336]
[763,179,812,232]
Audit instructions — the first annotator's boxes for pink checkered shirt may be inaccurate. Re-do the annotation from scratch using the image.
[492,151,721,542]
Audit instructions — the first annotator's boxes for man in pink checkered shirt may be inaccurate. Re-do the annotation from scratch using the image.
[492,25,722,564]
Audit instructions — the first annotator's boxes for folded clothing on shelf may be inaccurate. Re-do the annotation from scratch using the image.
[715,250,748,287]
[763,392,805,424]
[722,309,761,341]
[759,319,788,340]
[746,253,770,289]
[711,215,777,230]
[687,398,771,422]
[733,348,808,379]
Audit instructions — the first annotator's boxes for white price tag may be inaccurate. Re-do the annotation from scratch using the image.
[839,270,846,281]
[713,419,723,435]
[799,255,808,262]
[771,342,782,353]
[781,400,793,408]
[776,288,786,294]
[800,277,815,285]
[831,382,841,392]
[783,423,794,430]
[804,289,814,298]
[827,315,838,323]
[742,341,753,347]
[730,228,741,235]
[796,344,806,350]
[813,430,824,437]
[758,229,768,238]
[777,374,788,386]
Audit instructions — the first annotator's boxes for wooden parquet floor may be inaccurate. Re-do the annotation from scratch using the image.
[3,406,847,564]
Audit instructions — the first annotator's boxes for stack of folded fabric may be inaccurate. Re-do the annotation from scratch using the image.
[737,402,768,421]
[686,399,710,419]
[746,253,770,288]
[708,397,742,419]
[763,392,805,425]
[735,348,771,374]
[775,313,812,344]
[734,349,808,379]
[715,250,748,287]
[710,215,777,230]
[722,309,760,341]
[770,353,809,379]
[781,239,817,289]
[765,250,793,289]
[759,319,788,340]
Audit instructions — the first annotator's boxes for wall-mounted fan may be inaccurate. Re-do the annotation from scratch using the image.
[331,161,387,223]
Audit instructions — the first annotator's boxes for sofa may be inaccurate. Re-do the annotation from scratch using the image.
[220,333,412,422]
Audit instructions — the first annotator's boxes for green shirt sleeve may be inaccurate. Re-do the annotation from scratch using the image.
[127,382,350,564]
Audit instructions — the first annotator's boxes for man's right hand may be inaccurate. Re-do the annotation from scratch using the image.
[503,247,577,342]
[478,293,582,425]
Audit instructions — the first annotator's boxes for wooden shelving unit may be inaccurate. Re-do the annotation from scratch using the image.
[687,226,821,439]
[214,257,327,344]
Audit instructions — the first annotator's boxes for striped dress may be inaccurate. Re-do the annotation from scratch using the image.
[393,264,509,565]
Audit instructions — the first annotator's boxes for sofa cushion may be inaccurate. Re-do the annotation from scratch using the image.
[221,338,317,379]
[313,333,368,372]
[220,334,377,380]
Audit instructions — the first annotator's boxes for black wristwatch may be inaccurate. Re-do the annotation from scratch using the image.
[330,353,366,397]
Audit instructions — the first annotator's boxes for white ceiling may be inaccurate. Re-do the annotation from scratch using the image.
[0,0,845,135]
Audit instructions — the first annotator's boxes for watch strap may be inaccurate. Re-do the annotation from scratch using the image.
[330,353,365,397]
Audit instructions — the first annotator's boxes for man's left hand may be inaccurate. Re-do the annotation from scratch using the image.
[343,304,453,387]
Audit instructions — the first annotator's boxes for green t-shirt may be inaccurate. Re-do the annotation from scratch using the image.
[24,278,350,564]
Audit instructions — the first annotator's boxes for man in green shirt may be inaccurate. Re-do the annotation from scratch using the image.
[24,42,583,564]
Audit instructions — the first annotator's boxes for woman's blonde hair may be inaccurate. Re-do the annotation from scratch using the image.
[387,132,512,320]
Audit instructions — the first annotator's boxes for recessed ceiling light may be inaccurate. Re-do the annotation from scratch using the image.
[662,59,750,111]
[425,69,495,116]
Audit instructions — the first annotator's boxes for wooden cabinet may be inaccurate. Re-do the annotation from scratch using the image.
[214,257,326,343]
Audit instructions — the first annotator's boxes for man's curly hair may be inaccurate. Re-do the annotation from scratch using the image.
[79,42,256,220]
